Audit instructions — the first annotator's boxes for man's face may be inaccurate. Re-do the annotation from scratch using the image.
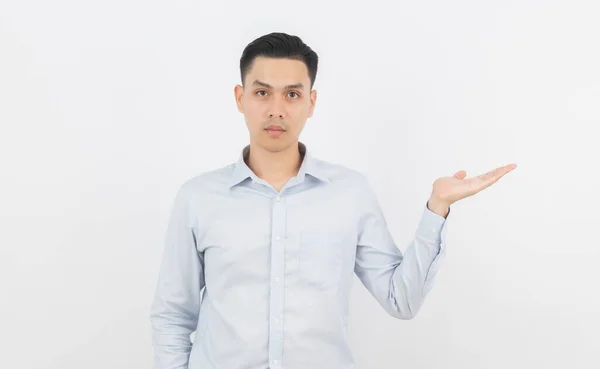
[234,57,317,153]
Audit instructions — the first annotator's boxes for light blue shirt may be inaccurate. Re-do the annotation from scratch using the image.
[150,142,450,369]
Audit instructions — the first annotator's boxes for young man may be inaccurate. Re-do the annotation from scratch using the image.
[150,32,516,369]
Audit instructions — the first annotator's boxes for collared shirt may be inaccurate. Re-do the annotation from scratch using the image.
[150,142,450,369]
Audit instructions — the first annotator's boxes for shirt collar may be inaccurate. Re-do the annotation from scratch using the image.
[228,141,330,188]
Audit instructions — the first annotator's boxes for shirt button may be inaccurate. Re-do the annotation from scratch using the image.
[275,276,281,282]
[273,360,278,365]
[275,196,280,202]
[273,317,279,323]
[275,236,281,241]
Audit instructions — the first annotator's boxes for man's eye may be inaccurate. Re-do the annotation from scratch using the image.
[255,90,299,98]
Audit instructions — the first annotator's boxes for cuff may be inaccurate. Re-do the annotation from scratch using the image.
[416,201,449,242]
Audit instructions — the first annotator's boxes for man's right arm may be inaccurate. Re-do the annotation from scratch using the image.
[150,184,205,369]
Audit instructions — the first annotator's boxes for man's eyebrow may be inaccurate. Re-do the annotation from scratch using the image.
[252,80,305,90]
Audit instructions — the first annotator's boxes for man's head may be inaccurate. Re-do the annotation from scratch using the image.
[234,32,318,154]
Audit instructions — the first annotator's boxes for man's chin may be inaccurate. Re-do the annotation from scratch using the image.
[252,138,298,153]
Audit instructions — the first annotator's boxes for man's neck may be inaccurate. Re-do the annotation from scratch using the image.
[246,141,303,187]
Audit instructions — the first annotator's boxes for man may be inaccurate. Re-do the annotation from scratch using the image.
[150,32,517,369]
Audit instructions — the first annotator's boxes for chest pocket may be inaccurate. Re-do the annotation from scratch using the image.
[298,211,355,290]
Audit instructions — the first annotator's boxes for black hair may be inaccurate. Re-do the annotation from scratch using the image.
[239,32,319,89]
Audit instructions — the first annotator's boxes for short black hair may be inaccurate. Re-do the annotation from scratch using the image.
[239,32,319,89]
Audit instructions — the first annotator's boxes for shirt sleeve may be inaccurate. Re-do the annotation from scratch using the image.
[354,178,449,319]
[150,184,205,369]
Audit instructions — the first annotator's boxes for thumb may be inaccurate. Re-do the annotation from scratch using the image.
[454,170,467,179]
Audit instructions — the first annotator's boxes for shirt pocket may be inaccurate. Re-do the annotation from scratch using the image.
[299,226,344,290]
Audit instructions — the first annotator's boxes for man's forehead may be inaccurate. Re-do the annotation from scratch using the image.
[247,58,310,88]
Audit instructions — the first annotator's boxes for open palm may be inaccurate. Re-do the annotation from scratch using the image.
[432,163,518,205]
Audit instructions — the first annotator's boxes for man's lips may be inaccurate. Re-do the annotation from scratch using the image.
[265,125,285,131]
[265,125,285,137]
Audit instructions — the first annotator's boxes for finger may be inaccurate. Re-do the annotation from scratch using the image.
[462,163,517,196]
[453,170,467,179]
[478,164,517,185]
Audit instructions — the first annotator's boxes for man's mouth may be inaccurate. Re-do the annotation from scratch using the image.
[265,125,285,131]
[265,125,286,137]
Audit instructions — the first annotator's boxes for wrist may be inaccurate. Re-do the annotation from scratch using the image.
[427,196,450,218]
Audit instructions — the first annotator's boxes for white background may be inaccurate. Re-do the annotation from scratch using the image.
[1,1,599,368]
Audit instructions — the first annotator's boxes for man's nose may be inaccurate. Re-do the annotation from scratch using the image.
[268,97,285,118]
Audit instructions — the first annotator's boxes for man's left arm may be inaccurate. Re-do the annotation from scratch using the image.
[354,163,517,319]
[354,181,450,320]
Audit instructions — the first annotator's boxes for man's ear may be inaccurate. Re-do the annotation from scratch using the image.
[234,84,243,113]
[308,89,317,118]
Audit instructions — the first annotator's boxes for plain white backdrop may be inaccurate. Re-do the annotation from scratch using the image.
[1,1,599,368]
